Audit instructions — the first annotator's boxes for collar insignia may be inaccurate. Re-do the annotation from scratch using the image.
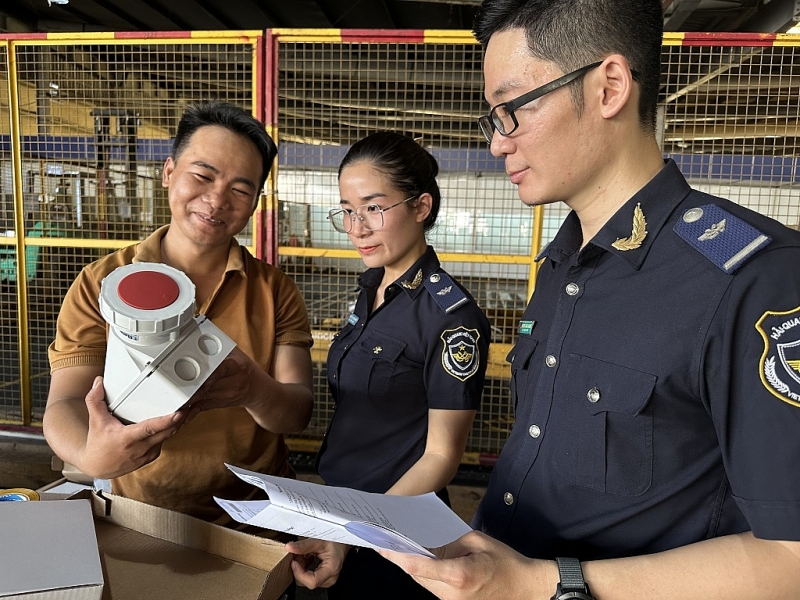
[401,269,423,290]
[698,219,726,241]
[756,305,800,408]
[612,203,648,251]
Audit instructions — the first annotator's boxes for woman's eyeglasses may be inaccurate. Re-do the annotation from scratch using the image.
[327,196,418,233]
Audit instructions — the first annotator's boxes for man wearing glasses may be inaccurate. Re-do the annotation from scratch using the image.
[378,1,800,598]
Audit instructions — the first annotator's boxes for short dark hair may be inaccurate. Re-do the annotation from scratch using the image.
[172,101,278,192]
[338,132,441,233]
[473,0,663,131]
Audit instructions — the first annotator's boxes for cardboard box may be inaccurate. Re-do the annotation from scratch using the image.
[36,477,93,500]
[0,498,104,600]
[4,489,293,600]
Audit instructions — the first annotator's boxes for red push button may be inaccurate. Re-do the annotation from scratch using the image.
[117,270,180,310]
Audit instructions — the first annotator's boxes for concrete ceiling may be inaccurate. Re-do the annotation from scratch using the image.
[0,0,798,34]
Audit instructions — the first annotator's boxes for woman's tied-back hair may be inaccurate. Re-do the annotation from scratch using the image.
[339,131,442,233]
[172,100,278,192]
[473,0,663,132]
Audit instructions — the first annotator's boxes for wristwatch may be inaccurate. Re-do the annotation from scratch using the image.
[551,557,595,600]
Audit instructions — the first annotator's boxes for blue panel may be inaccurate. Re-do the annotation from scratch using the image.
[0,135,173,163]
[0,134,797,184]
[667,153,798,184]
[277,142,505,173]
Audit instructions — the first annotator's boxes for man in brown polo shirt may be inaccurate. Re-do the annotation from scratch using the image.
[43,101,314,523]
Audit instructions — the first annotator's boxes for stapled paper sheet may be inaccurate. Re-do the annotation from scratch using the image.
[215,464,472,558]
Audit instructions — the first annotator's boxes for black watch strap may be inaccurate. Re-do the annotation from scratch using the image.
[553,557,594,600]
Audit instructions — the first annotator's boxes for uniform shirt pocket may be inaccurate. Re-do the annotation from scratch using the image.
[553,353,657,496]
[506,337,539,414]
[353,330,408,397]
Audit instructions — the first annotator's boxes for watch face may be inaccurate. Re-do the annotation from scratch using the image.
[555,592,595,600]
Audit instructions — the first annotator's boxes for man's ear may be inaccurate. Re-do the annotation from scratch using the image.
[250,188,263,213]
[162,157,175,188]
[414,193,433,224]
[595,54,635,120]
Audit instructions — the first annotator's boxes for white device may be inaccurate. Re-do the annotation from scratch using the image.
[99,262,236,423]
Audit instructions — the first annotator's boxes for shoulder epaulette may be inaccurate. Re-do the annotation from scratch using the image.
[423,270,470,314]
[673,204,771,274]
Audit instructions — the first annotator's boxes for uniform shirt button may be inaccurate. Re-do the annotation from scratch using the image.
[528,424,541,438]
[587,387,601,403]
[565,282,580,296]
[545,355,557,367]
[503,492,514,506]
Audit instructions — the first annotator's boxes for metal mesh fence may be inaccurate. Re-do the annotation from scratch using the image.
[277,33,800,461]
[1,31,798,462]
[276,37,534,460]
[0,34,259,425]
[658,40,799,228]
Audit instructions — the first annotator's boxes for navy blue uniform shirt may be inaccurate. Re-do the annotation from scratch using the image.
[318,246,491,494]
[473,160,800,560]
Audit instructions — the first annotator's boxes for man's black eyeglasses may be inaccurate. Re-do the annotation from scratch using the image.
[477,62,604,144]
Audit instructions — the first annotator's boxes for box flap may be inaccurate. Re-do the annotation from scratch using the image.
[0,499,103,598]
[37,478,93,501]
[90,493,292,600]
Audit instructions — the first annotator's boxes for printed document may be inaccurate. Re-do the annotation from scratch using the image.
[215,464,472,557]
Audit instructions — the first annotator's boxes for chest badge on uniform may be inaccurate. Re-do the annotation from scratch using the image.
[611,203,648,251]
[440,326,481,381]
[756,305,800,407]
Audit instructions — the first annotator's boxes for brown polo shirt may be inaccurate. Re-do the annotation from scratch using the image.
[49,226,312,522]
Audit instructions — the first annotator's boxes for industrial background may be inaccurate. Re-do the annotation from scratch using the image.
[0,26,798,470]
[2,0,799,34]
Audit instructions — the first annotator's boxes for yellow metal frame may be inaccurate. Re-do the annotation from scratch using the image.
[6,40,32,425]
[8,31,262,258]
[270,28,547,325]
[0,33,263,427]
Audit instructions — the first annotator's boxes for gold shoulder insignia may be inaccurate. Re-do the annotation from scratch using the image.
[401,269,423,290]
[612,203,648,251]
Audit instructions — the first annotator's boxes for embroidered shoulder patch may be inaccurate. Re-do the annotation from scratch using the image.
[441,326,481,381]
[756,305,800,407]
[424,271,469,314]
[674,204,771,273]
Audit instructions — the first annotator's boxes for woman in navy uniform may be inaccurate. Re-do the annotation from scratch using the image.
[286,131,491,599]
